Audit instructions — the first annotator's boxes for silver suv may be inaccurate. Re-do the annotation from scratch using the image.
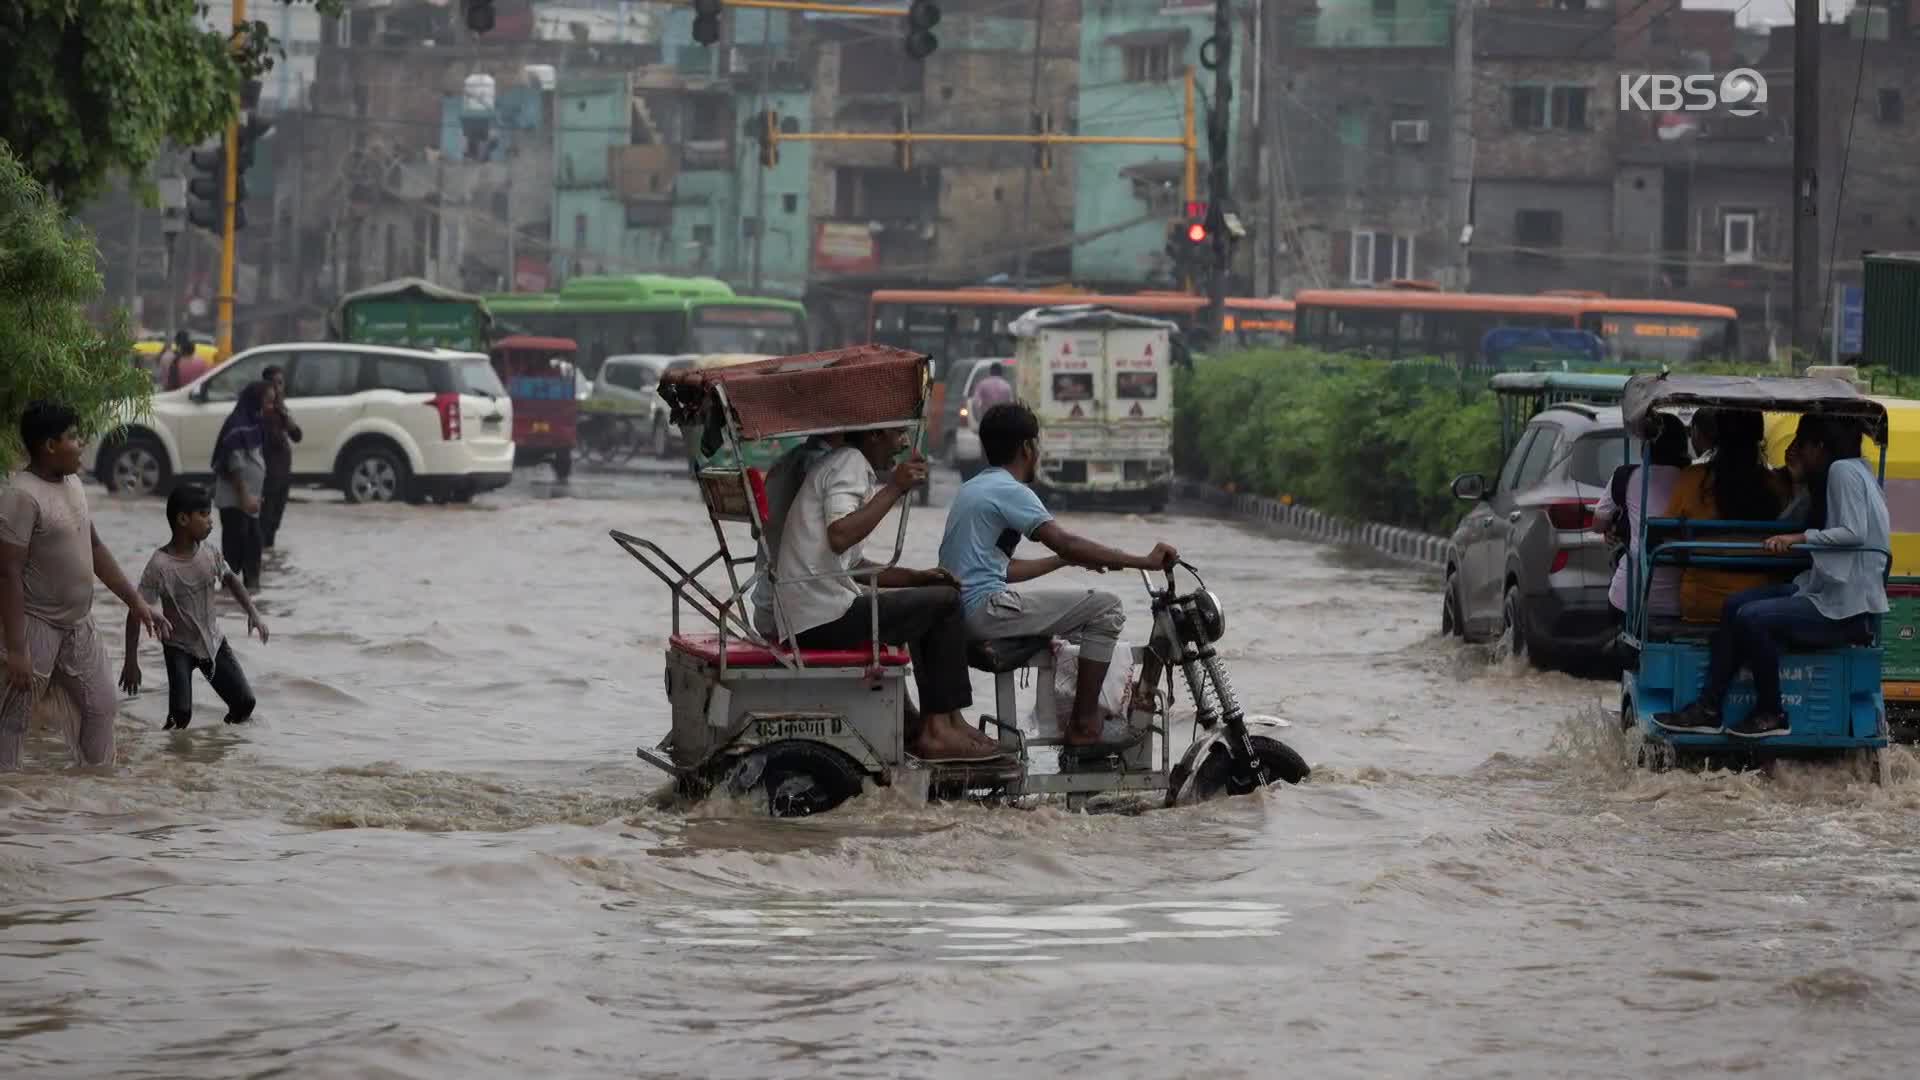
[1443,404,1637,667]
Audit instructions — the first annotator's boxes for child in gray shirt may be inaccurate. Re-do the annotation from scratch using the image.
[121,485,269,729]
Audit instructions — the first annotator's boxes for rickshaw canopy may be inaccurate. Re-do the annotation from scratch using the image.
[658,344,931,442]
[1622,373,1889,442]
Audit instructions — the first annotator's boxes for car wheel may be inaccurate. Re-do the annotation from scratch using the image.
[1442,568,1464,637]
[342,443,411,504]
[1501,583,1530,663]
[102,435,171,497]
[1501,582,1553,669]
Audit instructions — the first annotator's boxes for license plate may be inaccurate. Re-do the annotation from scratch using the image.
[1091,462,1118,475]
[755,716,843,739]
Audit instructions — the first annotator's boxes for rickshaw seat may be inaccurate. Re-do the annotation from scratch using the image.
[696,467,771,523]
[967,636,1054,674]
[669,633,911,669]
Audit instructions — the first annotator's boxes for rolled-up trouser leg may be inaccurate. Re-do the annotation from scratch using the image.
[0,617,116,770]
[963,588,1125,663]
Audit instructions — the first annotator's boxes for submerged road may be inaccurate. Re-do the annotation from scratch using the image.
[2,468,1917,1078]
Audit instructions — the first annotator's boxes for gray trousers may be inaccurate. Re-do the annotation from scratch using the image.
[962,588,1124,664]
[0,616,116,771]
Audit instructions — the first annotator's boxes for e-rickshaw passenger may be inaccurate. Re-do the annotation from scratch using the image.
[1619,374,1893,764]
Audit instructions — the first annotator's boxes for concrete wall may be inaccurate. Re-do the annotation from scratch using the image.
[1468,179,1613,294]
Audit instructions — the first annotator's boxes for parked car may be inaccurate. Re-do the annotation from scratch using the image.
[91,342,515,505]
[1443,402,1636,667]
[593,353,690,459]
[948,357,1017,479]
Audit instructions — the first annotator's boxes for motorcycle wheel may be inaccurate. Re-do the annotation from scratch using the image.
[1174,735,1310,806]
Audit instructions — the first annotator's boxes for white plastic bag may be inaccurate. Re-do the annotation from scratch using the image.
[1029,640,1136,735]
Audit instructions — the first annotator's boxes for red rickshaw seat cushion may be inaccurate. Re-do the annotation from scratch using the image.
[669,633,911,668]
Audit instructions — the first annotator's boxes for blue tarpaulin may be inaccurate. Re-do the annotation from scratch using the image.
[1480,328,1606,371]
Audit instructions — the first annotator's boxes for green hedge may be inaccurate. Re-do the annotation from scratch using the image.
[1173,350,1501,535]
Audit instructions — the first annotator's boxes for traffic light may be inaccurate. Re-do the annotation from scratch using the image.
[186,142,235,233]
[465,0,496,34]
[1165,202,1212,288]
[905,1,939,60]
[754,109,780,168]
[692,0,723,46]
[1183,200,1209,246]
[1031,110,1052,174]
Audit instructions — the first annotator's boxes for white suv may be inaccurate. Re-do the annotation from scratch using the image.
[92,343,516,504]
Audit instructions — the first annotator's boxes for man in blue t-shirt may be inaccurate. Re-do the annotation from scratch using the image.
[938,403,1177,755]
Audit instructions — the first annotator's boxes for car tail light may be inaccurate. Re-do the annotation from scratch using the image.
[1545,499,1596,531]
[1550,549,1570,574]
[429,392,462,441]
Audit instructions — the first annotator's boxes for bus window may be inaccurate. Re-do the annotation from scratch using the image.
[689,306,806,354]
[1590,315,1732,365]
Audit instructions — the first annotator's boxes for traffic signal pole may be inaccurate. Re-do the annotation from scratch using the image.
[216,0,246,361]
[1199,0,1233,351]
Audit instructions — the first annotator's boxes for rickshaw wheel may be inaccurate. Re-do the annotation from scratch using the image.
[726,740,867,818]
[1176,736,1311,805]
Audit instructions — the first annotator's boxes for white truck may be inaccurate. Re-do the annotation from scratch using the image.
[1010,306,1177,511]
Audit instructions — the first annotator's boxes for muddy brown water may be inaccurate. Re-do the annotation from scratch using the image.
[3,470,1919,1078]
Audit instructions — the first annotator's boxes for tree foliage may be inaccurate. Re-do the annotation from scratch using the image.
[0,0,342,205]
[0,144,149,471]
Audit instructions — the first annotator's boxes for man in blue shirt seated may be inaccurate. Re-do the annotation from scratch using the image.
[939,403,1178,755]
[1657,415,1891,738]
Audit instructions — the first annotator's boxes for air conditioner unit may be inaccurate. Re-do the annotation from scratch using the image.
[1391,119,1430,145]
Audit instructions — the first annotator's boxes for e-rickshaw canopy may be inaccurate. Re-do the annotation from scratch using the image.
[657,344,931,442]
[1622,373,1890,442]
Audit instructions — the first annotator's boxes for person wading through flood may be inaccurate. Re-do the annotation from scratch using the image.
[756,427,1005,762]
[1,402,171,771]
[212,382,269,591]
[259,367,302,550]
[121,484,268,730]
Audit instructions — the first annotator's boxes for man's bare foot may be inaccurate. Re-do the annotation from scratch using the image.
[912,715,1005,760]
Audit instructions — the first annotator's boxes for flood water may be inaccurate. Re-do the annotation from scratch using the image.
[5,469,1920,1078]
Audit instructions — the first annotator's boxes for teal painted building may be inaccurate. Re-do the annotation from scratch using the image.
[540,10,813,297]
[1072,0,1230,287]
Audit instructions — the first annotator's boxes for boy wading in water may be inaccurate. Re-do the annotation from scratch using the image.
[121,486,267,729]
[1,402,171,771]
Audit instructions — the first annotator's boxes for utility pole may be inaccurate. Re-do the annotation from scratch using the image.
[1448,0,1475,290]
[750,12,772,291]
[1789,0,1821,362]
[1200,0,1234,348]
[215,0,247,360]
[127,190,144,317]
[1013,0,1045,286]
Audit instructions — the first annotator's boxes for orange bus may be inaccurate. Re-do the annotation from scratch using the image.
[1292,288,1739,367]
[866,289,1294,371]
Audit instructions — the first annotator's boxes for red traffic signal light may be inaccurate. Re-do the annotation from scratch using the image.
[1186,222,1207,243]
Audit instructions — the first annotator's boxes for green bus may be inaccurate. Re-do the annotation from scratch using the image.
[486,274,810,377]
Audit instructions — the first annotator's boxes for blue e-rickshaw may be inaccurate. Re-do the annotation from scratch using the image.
[1618,374,1893,776]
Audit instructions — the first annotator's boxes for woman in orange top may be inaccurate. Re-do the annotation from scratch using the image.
[1663,409,1789,623]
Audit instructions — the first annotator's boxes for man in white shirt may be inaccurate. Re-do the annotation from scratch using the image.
[756,428,1003,761]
